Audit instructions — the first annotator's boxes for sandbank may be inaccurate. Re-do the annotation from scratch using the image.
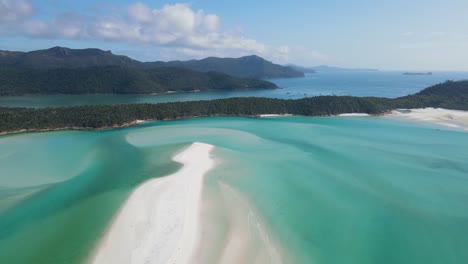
[387,108,468,131]
[338,113,370,117]
[258,114,293,117]
[90,142,215,264]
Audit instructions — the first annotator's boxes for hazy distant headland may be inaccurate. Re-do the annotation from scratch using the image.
[289,64,379,73]
[403,72,433,75]
[148,55,304,79]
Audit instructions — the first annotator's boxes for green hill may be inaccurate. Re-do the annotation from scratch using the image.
[0,66,277,96]
[0,47,141,68]
[0,47,303,79]
[147,55,304,79]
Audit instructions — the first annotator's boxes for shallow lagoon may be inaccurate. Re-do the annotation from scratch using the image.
[1,116,467,263]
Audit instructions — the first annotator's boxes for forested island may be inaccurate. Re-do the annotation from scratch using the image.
[148,55,304,79]
[0,47,302,92]
[0,66,276,96]
[1,80,467,135]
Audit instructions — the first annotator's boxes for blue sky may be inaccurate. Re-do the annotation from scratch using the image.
[1,0,467,70]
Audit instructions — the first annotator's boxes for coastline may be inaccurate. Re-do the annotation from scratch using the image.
[387,108,468,131]
[337,113,370,117]
[258,114,293,117]
[90,142,215,264]
[0,120,138,136]
[3,107,468,137]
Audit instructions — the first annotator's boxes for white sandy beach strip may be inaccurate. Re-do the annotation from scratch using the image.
[90,142,215,264]
[388,108,468,131]
[338,113,370,117]
[259,114,293,117]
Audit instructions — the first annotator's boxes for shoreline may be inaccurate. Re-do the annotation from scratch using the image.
[0,86,277,97]
[90,142,215,264]
[337,113,370,117]
[387,108,468,131]
[0,121,138,136]
[3,108,468,137]
[258,114,293,117]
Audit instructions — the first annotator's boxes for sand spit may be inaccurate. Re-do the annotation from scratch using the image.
[90,142,215,264]
[338,113,370,117]
[258,114,293,117]
[388,108,468,131]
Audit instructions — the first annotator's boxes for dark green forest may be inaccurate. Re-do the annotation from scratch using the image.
[0,46,302,79]
[0,66,276,96]
[146,55,304,78]
[1,80,467,134]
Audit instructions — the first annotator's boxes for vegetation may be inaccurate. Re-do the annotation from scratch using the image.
[147,55,304,79]
[0,47,140,68]
[394,80,468,110]
[0,66,277,96]
[0,46,303,79]
[1,80,467,134]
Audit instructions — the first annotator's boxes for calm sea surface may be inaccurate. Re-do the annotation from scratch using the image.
[1,117,467,263]
[1,71,467,108]
[1,71,467,263]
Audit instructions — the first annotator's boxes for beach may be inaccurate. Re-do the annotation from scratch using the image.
[338,113,370,117]
[259,114,293,117]
[388,108,468,130]
[90,142,215,264]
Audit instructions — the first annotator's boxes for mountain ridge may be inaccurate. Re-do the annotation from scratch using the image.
[0,47,303,79]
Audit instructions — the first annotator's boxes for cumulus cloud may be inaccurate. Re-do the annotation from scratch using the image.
[0,0,33,24]
[1,1,326,65]
[0,0,34,34]
[18,11,86,39]
[86,2,265,55]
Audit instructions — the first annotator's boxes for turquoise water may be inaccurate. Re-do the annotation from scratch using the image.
[1,116,467,263]
[1,71,467,108]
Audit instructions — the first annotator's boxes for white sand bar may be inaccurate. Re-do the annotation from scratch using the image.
[91,142,215,264]
[388,108,468,131]
[259,114,293,117]
[338,113,370,117]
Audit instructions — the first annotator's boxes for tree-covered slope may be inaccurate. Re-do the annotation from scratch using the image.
[394,80,468,110]
[0,47,141,68]
[147,55,305,79]
[0,66,277,96]
[0,47,304,79]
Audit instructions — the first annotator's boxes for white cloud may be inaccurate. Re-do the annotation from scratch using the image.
[20,19,50,37]
[128,2,153,23]
[0,0,33,24]
[87,2,264,55]
[1,1,326,65]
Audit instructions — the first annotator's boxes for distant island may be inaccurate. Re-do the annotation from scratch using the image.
[1,80,467,135]
[149,55,304,79]
[0,46,302,80]
[0,65,276,96]
[308,65,379,72]
[403,72,433,75]
[286,64,316,74]
[287,64,380,74]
